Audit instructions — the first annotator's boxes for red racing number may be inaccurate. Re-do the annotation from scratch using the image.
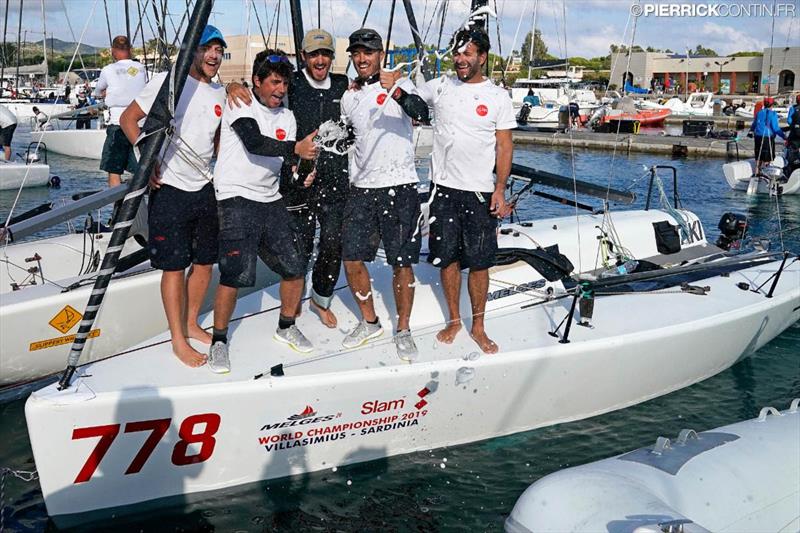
[71,413,220,484]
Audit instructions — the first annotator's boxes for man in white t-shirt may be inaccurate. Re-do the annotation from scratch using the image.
[94,35,147,187]
[208,50,318,373]
[119,25,227,368]
[413,27,516,354]
[339,28,431,361]
[0,104,18,160]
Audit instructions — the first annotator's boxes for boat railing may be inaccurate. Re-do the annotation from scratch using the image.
[645,165,680,210]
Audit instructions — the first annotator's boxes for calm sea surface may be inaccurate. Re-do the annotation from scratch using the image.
[1,123,798,532]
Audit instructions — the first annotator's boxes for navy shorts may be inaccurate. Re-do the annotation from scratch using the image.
[341,184,421,267]
[427,185,498,270]
[100,125,138,175]
[218,196,307,288]
[0,123,16,147]
[148,183,218,271]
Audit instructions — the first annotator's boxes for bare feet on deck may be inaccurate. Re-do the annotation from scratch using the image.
[470,330,499,354]
[436,321,462,344]
[172,340,207,367]
[310,300,337,328]
[187,324,212,345]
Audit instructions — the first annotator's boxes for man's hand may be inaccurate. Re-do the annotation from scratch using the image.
[303,170,316,188]
[149,162,163,190]
[226,82,251,109]
[294,130,319,160]
[490,190,511,219]
[380,69,402,91]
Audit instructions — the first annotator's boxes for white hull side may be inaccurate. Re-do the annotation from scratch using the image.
[4,102,73,120]
[722,159,800,195]
[25,251,800,518]
[32,129,106,160]
[506,402,800,532]
[0,162,50,190]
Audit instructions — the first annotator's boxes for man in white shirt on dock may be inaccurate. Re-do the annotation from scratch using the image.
[94,35,147,187]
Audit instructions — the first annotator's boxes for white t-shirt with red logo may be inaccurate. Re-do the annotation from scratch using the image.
[340,78,419,188]
[416,75,517,193]
[135,72,225,192]
[213,94,297,203]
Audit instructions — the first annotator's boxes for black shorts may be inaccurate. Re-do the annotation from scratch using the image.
[0,123,16,147]
[218,196,306,288]
[427,185,498,270]
[100,125,138,175]
[148,183,218,271]
[754,135,776,163]
[341,184,421,267]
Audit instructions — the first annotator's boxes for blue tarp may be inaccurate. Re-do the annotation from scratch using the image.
[624,83,649,94]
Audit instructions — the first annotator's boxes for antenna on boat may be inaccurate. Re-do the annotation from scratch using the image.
[56,0,215,391]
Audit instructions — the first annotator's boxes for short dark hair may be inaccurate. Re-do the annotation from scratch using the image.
[452,27,490,55]
[252,49,293,83]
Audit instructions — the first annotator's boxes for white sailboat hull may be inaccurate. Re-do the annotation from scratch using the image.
[3,102,73,120]
[24,210,800,521]
[722,158,800,195]
[32,129,106,160]
[0,161,50,190]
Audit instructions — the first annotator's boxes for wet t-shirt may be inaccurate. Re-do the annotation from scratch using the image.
[417,76,516,193]
[340,78,419,188]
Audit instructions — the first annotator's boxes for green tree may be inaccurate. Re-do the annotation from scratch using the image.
[520,29,551,64]
[730,51,762,57]
[0,43,16,67]
[693,44,718,57]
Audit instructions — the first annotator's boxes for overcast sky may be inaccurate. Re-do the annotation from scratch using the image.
[2,0,798,60]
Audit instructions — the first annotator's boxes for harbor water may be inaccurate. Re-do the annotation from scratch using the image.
[1,123,798,531]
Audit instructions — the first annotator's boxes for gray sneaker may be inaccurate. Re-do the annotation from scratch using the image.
[394,330,419,362]
[274,324,314,353]
[208,341,231,374]
[343,319,383,349]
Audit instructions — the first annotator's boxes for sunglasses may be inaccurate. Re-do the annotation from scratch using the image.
[265,55,291,64]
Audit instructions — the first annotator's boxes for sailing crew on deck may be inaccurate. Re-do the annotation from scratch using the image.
[339,28,430,361]
[413,27,516,353]
[119,25,228,368]
[94,35,147,187]
[226,29,351,329]
[209,49,319,372]
[0,104,18,161]
[748,96,787,175]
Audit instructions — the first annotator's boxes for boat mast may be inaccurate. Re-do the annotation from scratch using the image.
[57,0,215,390]
[288,0,305,71]
[40,0,47,87]
[400,0,432,80]
[1,0,9,91]
[14,0,21,95]
[527,0,538,80]
[470,0,488,75]
[125,0,131,41]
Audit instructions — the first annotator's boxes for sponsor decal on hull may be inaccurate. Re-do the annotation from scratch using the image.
[29,329,101,351]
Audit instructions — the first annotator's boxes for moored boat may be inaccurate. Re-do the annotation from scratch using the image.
[722,154,800,195]
[31,129,106,160]
[0,159,50,190]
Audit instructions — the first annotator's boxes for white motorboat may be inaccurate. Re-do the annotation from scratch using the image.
[31,129,106,160]
[722,154,800,195]
[0,159,50,190]
[510,78,597,108]
[24,178,800,522]
[505,399,800,533]
[2,101,73,121]
[641,92,714,117]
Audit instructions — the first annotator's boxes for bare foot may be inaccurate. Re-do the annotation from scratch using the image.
[310,300,337,328]
[470,330,499,354]
[187,324,212,345]
[436,321,462,344]
[172,340,207,367]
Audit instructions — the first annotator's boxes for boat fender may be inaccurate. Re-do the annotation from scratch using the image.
[48,175,61,188]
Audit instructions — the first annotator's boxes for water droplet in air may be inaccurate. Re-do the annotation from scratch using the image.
[432,257,441,265]
[347,480,352,486]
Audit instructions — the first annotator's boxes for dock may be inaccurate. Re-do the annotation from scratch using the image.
[512,129,752,158]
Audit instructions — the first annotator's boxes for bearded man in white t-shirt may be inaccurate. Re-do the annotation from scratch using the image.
[414,27,516,354]
[119,25,227,368]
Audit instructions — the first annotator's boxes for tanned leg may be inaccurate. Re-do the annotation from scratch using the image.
[436,262,463,343]
[161,270,206,367]
[108,172,122,188]
[393,266,415,331]
[3,146,10,161]
[213,284,239,332]
[280,276,305,318]
[467,268,498,354]
[344,260,376,322]
[185,263,213,344]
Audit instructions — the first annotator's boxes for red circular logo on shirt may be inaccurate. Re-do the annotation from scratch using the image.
[214,104,222,117]
[376,93,388,105]
[275,128,287,140]
[476,104,488,116]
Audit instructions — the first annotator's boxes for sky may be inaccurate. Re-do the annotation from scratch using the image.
[1,0,798,61]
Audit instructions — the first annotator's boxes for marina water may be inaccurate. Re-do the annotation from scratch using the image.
[1,124,798,531]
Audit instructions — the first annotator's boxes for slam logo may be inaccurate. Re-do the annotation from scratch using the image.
[288,405,317,421]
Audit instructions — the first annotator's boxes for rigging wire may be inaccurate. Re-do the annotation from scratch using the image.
[251,0,270,50]
[102,0,113,48]
[384,0,398,69]
[490,0,504,82]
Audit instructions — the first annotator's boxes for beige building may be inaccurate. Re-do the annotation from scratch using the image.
[610,47,799,95]
[216,34,351,83]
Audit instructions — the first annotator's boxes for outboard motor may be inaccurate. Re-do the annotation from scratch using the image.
[517,102,531,124]
[716,212,747,250]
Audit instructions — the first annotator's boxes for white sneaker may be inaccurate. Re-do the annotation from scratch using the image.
[394,330,418,362]
[208,341,230,374]
[274,324,314,353]
[343,319,383,349]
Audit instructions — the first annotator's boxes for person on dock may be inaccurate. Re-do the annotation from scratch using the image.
[0,104,18,161]
[209,49,319,372]
[339,28,429,360]
[748,97,786,175]
[94,35,147,188]
[411,27,516,354]
[119,25,228,368]
[226,29,351,329]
